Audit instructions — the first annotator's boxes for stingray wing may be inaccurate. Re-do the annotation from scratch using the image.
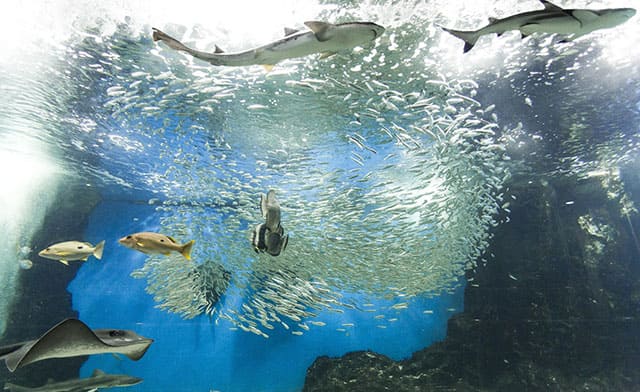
[3,319,153,372]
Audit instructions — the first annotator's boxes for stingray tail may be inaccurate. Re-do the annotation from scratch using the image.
[439,26,480,53]
[3,383,31,392]
[181,240,195,260]
[93,240,105,260]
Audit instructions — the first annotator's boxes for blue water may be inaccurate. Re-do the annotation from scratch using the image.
[69,200,463,391]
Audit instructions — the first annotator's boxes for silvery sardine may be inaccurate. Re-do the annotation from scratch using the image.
[252,190,288,256]
[118,232,195,260]
[38,240,105,266]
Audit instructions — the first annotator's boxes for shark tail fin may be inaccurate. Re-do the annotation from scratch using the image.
[93,240,105,260]
[152,28,193,53]
[3,383,31,392]
[181,240,195,260]
[440,26,480,53]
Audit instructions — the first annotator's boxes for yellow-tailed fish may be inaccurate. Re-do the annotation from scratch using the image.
[38,240,105,266]
[118,232,194,260]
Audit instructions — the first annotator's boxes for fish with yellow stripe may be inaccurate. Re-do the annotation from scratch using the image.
[118,232,195,260]
[38,240,105,266]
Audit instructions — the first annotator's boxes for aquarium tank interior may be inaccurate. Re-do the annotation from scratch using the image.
[1,0,639,391]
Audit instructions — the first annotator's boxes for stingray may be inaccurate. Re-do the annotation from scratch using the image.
[0,319,154,372]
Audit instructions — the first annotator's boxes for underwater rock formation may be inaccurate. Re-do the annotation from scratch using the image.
[0,184,101,387]
[304,174,640,391]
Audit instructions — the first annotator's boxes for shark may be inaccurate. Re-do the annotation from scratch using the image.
[3,369,142,392]
[440,0,636,52]
[152,20,385,69]
[0,319,153,372]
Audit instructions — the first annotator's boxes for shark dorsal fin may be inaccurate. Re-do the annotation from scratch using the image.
[539,0,564,11]
[92,369,106,377]
[488,17,499,23]
[284,27,299,36]
[304,21,334,42]
[214,45,225,54]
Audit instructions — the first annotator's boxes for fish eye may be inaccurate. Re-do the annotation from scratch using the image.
[109,330,125,337]
[45,248,50,251]
[160,239,164,242]
[77,246,83,249]
[126,235,132,239]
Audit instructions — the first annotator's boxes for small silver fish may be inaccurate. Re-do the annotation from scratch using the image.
[18,259,33,270]
[38,240,105,266]
[118,232,194,260]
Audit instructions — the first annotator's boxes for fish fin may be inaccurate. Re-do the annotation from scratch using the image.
[59,259,69,266]
[166,236,177,244]
[163,252,171,256]
[282,234,289,252]
[260,193,268,218]
[319,51,337,59]
[571,10,599,24]
[82,257,89,261]
[92,369,107,376]
[304,21,334,42]
[439,25,480,53]
[488,17,498,23]
[152,28,192,52]
[136,242,145,248]
[181,240,195,260]
[520,23,539,37]
[4,383,32,392]
[93,240,105,260]
[284,27,299,36]
[262,64,275,72]
[214,45,225,54]
[539,0,563,11]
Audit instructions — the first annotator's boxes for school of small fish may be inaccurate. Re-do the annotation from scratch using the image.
[7,0,634,341]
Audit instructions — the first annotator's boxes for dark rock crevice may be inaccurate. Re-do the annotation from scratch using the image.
[0,184,100,387]
[304,175,640,391]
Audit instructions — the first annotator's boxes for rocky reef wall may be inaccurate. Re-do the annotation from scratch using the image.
[304,174,640,391]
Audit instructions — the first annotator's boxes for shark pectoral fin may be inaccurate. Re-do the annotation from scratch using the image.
[571,10,599,24]
[262,64,275,72]
[284,27,300,36]
[520,24,539,38]
[304,21,333,42]
[319,51,337,59]
[539,0,564,11]
[59,259,69,266]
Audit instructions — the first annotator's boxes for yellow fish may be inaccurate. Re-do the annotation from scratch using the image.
[118,232,194,260]
[38,240,105,266]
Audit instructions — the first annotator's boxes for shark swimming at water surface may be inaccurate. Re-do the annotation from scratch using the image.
[440,0,636,52]
[152,20,385,69]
